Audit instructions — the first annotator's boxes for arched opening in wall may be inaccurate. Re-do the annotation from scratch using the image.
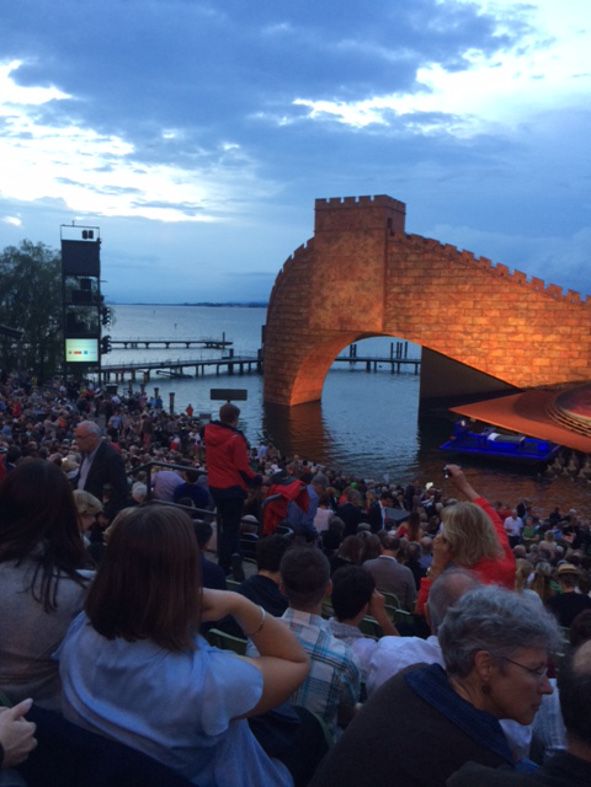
[264,335,519,481]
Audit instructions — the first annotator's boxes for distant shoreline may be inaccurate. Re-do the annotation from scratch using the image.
[107,302,268,308]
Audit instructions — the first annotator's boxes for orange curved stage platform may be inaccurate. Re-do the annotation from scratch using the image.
[450,387,591,454]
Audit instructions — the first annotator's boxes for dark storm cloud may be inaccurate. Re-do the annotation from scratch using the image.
[1,0,527,159]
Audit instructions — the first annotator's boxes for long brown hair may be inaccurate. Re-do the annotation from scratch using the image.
[0,459,87,611]
[86,505,202,651]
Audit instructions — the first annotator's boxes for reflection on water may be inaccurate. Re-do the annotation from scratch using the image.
[109,305,591,517]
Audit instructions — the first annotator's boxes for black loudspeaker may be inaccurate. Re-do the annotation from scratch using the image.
[61,239,100,276]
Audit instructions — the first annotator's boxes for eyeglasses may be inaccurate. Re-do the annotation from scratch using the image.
[501,656,548,681]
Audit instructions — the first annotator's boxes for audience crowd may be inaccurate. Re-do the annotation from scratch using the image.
[1,371,591,786]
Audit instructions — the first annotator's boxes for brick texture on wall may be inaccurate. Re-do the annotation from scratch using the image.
[263,195,591,407]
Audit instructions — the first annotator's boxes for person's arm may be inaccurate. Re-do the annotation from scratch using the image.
[231,435,262,486]
[0,699,37,769]
[368,591,399,636]
[445,464,511,554]
[444,464,479,501]
[200,589,309,717]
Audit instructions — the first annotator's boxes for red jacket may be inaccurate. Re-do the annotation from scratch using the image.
[416,496,516,615]
[203,421,259,493]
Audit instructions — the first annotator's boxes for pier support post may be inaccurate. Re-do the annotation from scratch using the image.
[169,392,175,415]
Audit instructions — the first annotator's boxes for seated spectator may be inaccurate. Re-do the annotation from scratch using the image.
[358,532,381,563]
[449,639,591,786]
[336,489,365,537]
[530,611,591,763]
[277,546,360,739]
[313,492,333,534]
[367,569,480,697]
[363,532,416,611]
[73,489,103,543]
[0,459,89,710]
[416,465,515,616]
[367,491,394,533]
[404,541,427,589]
[330,535,363,574]
[320,516,345,557]
[194,520,226,591]
[173,467,210,510]
[151,466,184,502]
[329,565,398,680]
[130,482,147,505]
[546,563,591,628]
[311,586,560,787]
[237,535,289,617]
[530,561,556,605]
[58,505,309,787]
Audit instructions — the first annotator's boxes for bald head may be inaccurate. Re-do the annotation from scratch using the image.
[427,568,481,635]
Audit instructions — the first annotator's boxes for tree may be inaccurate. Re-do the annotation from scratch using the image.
[0,240,62,381]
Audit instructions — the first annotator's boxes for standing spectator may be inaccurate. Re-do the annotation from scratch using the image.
[202,404,261,577]
[504,509,524,548]
[74,420,129,520]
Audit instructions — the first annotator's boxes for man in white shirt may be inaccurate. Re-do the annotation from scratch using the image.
[366,568,479,696]
[503,509,524,547]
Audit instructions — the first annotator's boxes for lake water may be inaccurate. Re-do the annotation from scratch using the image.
[107,304,591,517]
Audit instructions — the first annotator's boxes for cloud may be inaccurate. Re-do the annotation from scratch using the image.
[0,59,278,224]
[288,0,591,137]
[2,215,22,227]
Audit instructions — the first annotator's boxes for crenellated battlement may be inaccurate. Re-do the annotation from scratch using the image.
[315,194,406,211]
[264,195,591,407]
[403,233,591,307]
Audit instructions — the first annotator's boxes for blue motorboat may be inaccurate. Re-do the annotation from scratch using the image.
[439,420,560,463]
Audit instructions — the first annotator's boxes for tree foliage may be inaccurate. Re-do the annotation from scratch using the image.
[0,240,62,380]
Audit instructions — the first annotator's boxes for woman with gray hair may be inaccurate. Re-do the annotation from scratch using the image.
[310,585,561,787]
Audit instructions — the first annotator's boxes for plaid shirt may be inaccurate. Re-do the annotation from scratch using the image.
[280,608,360,738]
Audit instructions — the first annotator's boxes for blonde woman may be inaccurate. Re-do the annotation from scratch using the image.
[416,465,515,615]
[73,490,103,538]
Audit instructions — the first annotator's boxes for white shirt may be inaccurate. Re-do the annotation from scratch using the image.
[366,635,442,697]
[504,515,523,537]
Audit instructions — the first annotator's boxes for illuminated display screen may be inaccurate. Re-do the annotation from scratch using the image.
[65,338,99,363]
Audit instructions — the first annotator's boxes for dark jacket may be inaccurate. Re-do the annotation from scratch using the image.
[80,441,129,520]
[447,752,591,787]
[310,664,513,787]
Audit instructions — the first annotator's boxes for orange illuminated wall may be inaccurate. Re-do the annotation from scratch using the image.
[263,195,591,406]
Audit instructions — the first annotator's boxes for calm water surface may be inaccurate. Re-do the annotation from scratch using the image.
[107,305,591,517]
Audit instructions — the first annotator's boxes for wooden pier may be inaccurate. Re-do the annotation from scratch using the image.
[111,335,232,350]
[101,353,262,383]
[101,342,421,384]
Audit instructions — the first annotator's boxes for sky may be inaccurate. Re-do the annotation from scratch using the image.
[0,0,590,303]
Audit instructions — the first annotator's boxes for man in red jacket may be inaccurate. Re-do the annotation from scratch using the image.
[202,403,261,577]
